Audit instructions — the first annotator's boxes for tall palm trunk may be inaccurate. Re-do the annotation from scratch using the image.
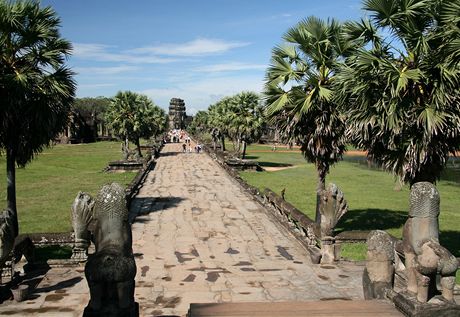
[220,135,226,151]
[315,166,327,224]
[6,148,19,237]
[135,137,142,157]
[242,140,247,159]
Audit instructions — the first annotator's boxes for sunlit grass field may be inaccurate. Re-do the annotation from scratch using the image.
[239,143,460,258]
[0,141,136,233]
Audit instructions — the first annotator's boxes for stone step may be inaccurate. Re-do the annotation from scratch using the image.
[188,300,403,317]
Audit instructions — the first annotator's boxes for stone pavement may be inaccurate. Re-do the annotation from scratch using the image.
[0,142,366,316]
[130,143,364,316]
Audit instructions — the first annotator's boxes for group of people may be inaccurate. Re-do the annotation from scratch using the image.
[165,129,185,143]
[163,129,202,153]
[181,136,202,153]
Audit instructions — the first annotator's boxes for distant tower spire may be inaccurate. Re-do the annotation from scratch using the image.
[168,98,186,129]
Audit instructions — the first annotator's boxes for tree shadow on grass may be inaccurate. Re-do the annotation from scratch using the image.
[343,156,460,187]
[439,231,460,257]
[335,209,460,257]
[335,208,407,233]
[439,165,460,186]
[244,155,294,168]
[258,162,293,168]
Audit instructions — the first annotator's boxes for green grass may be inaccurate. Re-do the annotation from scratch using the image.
[240,148,460,283]
[239,149,460,257]
[340,242,368,261]
[0,141,137,234]
[35,245,73,262]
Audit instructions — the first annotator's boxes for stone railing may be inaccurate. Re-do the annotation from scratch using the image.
[125,159,156,206]
[263,189,319,241]
[193,135,356,264]
[125,143,163,205]
[262,189,322,263]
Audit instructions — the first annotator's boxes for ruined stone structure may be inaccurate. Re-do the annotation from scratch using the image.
[319,183,348,264]
[71,192,94,261]
[82,183,138,317]
[402,182,457,303]
[0,208,15,270]
[363,182,460,316]
[168,98,186,130]
[363,230,395,299]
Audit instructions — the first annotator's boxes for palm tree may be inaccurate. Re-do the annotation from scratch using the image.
[188,110,209,136]
[134,94,166,152]
[147,103,167,140]
[230,92,265,159]
[336,0,460,185]
[264,16,353,222]
[0,0,76,236]
[106,91,164,157]
[207,97,235,151]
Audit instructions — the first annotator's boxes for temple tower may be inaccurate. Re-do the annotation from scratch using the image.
[168,98,186,130]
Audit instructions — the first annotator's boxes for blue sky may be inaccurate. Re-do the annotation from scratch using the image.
[42,0,364,114]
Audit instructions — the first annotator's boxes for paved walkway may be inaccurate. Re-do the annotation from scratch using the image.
[0,142,366,316]
[130,143,364,316]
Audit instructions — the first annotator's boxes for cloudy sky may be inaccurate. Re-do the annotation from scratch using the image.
[42,0,364,114]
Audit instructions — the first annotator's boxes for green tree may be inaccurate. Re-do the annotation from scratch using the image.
[72,97,111,141]
[142,97,167,141]
[207,97,235,151]
[264,16,353,222]
[106,91,165,157]
[0,0,75,236]
[188,110,209,136]
[336,0,460,185]
[229,92,265,159]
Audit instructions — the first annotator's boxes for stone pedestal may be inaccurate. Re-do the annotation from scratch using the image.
[388,290,460,317]
[363,230,394,299]
[83,301,139,317]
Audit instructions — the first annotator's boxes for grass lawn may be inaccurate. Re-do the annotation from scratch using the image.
[0,141,138,234]
[239,143,460,258]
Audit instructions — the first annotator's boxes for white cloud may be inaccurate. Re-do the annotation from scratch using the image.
[129,38,251,56]
[140,75,264,114]
[78,83,116,89]
[72,43,178,64]
[72,39,249,64]
[196,62,267,73]
[74,65,140,76]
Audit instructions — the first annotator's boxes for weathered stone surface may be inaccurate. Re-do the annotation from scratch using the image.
[402,182,458,303]
[319,183,348,264]
[319,183,348,238]
[0,208,15,269]
[389,290,460,317]
[128,143,365,316]
[71,192,94,261]
[0,142,370,316]
[169,98,186,130]
[83,183,138,317]
[363,230,394,299]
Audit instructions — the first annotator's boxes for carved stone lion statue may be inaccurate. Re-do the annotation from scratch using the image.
[83,183,138,317]
[403,182,458,303]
